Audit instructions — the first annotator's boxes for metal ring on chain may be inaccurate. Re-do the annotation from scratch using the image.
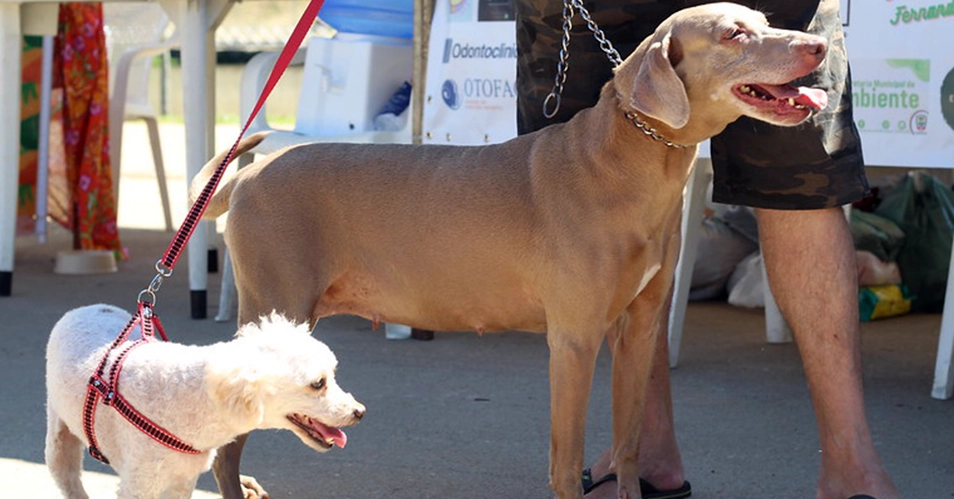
[543,92,562,118]
[543,0,624,119]
[154,259,173,278]
[137,289,157,306]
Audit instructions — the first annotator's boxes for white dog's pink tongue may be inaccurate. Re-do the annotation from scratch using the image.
[315,423,347,448]
[328,427,347,449]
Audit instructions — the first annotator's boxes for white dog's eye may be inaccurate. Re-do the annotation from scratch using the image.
[310,379,326,391]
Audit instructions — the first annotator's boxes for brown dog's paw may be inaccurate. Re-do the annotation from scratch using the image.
[240,475,269,499]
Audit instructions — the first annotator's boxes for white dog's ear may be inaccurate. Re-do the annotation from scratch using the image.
[206,365,266,429]
[628,33,690,129]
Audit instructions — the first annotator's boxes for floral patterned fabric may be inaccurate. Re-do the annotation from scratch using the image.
[52,3,124,258]
[17,36,43,235]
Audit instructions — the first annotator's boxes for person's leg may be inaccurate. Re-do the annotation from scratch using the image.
[584,322,686,498]
[756,207,899,499]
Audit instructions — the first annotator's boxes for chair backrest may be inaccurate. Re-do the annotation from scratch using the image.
[294,34,413,137]
[102,3,173,111]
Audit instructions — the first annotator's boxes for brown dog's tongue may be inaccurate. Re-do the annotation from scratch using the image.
[762,83,828,110]
[794,86,828,110]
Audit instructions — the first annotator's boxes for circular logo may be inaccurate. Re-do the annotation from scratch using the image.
[910,110,929,134]
[442,80,460,110]
[942,66,954,132]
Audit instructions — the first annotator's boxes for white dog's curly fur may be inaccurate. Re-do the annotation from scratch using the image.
[45,304,365,499]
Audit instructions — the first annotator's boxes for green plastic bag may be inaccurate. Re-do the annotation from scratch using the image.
[874,172,954,313]
[850,209,905,263]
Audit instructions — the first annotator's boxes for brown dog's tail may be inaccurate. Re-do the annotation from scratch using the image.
[189,131,269,219]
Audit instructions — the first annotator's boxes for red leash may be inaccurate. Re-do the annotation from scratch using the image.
[161,0,327,272]
[82,0,327,463]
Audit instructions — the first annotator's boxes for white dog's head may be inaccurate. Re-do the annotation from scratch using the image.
[205,313,365,452]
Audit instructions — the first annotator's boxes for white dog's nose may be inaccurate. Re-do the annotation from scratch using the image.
[353,405,366,420]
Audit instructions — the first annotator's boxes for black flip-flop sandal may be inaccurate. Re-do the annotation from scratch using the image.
[581,468,692,499]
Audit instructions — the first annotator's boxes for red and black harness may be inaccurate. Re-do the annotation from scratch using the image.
[80,0,326,464]
[82,301,200,463]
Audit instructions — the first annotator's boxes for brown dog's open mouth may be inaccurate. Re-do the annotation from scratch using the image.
[734,83,828,114]
[287,414,348,449]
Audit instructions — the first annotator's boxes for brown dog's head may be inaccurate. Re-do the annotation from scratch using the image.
[616,2,829,136]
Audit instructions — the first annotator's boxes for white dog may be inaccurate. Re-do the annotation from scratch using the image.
[45,304,365,499]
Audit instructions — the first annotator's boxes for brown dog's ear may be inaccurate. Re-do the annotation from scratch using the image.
[628,33,690,129]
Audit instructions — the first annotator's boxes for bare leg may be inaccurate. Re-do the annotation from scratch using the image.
[756,207,899,499]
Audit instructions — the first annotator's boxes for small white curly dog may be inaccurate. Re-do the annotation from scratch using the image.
[45,304,365,499]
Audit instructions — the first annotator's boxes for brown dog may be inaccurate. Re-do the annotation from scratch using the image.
[193,3,829,498]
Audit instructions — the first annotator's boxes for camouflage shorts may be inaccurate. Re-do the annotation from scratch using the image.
[515,0,869,210]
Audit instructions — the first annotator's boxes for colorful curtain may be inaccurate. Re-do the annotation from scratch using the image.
[17,36,43,235]
[52,3,124,258]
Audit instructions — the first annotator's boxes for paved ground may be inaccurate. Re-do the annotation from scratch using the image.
[2,122,953,498]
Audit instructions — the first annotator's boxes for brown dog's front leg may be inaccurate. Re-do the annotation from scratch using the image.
[610,268,678,499]
[213,433,267,499]
[547,330,602,499]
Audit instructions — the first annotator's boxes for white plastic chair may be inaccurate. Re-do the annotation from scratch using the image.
[103,3,178,231]
[214,33,415,322]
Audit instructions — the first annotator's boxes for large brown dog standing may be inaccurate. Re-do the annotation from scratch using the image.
[193,4,830,498]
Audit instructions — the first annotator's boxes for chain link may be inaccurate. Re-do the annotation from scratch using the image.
[543,0,624,118]
[573,0,622,67]
[625,112,689,149]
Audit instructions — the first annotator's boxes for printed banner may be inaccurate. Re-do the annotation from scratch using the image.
[423,0,517,145]
[842,0,954,167]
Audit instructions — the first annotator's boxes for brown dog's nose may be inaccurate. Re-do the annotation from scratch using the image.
[798,37,827,63]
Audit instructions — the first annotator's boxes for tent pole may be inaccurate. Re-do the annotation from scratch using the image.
[412,0,434,145]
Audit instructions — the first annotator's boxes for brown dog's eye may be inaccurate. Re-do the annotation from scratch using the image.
[310,379,326,390]
[724,26,746,40]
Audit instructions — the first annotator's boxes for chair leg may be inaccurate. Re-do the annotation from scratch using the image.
[761,263,793,343]
[215,245,236,323]
[932,242,954,399]
[668,158,712,368]
[144,116,173,231]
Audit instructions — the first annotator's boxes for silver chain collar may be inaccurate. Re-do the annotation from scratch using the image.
[542,0,623,118]
[542,1,689,149]
[624,111,690,149]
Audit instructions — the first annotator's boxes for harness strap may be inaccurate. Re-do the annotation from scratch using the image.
[83,304,199,463]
